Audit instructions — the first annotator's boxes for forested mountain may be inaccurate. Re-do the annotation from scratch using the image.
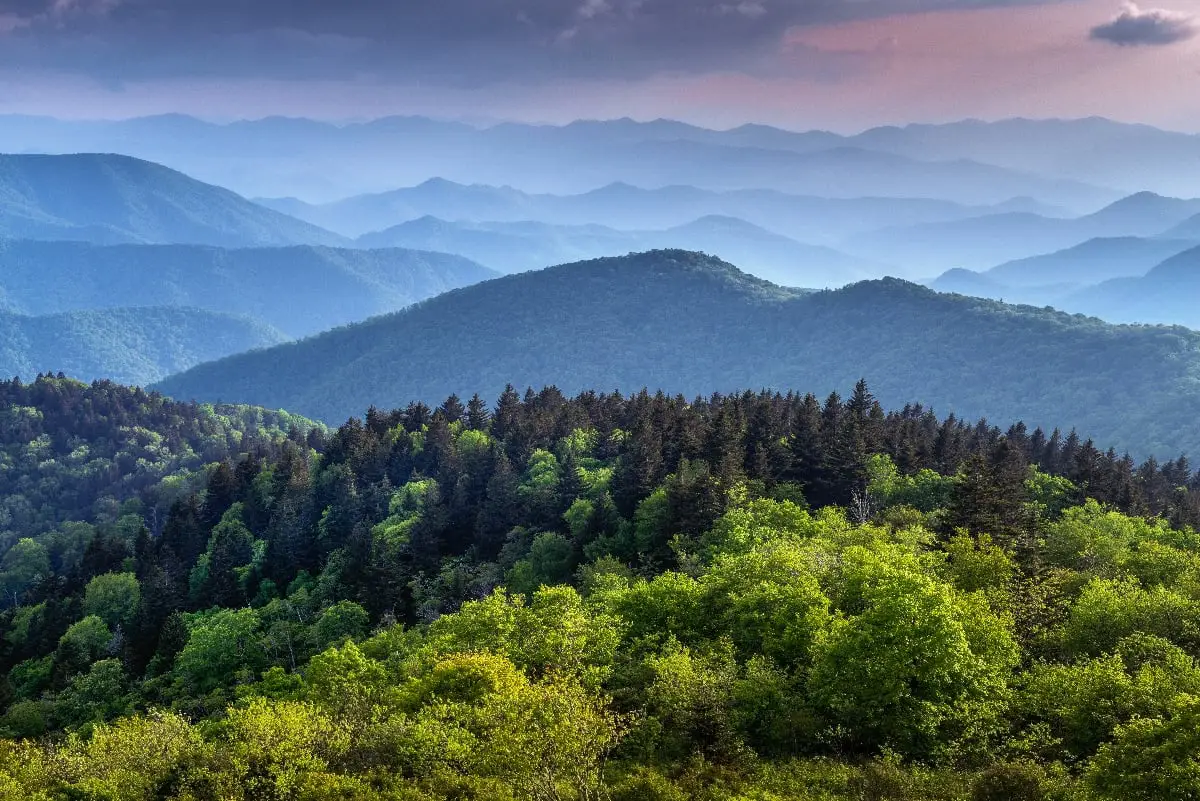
[155,250,1200,457]
[356,215,874,285]
[4,376,1200,798]
[0,377,318,538]
[0,240,496,338]
[0,154,345,247]
[259,177,1060,242]
[0,307,285,386]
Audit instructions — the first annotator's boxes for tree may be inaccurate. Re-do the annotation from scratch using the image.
[467,393,492,431]
[808,560,1018,758]
[946,440,1030,547]
[173,608,267,696]
[53,658,131,729]
[313,600,369,651]
[0,539,50,606]
[209,698,349,797]
[1088,696,1200,801]
[53,616,114,683]
[82,573,141,630]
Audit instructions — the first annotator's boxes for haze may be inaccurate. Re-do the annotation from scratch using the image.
[0,0,1196,131]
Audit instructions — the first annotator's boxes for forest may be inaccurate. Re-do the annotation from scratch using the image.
[154,251,1200,460]
[4,374,1200,799]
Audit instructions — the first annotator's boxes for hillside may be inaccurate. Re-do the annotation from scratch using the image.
[0,153,346,247]
[356,215,873,285]
[0,375,318,536]
[0,306,285,385]
[0,241,497,337]
[156,249,1200,456]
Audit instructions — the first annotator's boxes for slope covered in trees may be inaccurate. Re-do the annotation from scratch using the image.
[157,250,1200,458]
[4,378,1200,799]
[0,375,320,539]
[0,241,497,338]
[0,307,286,386]
[0,154,345,247]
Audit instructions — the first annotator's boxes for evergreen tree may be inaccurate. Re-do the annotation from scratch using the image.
[467,393,492,431]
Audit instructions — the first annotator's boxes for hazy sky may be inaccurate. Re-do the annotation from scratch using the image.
[0,0,1196,130]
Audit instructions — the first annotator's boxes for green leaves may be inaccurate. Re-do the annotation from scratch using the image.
[82,573,141,630]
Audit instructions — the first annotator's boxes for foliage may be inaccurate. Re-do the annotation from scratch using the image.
[0,379,1199,797]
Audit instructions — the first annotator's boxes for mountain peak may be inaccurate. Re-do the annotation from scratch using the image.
[0,153,347,248]
[544,249,792,296]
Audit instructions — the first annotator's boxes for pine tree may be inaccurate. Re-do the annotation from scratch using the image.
[475,450,521,559]
[466,393,491,431]
[613,417,665,517]
[945,438,1030,548]
[439,394,466,424]
[201,461,238,530]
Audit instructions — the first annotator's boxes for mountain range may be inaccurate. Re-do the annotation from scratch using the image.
[0,306,284,386]
[1061,245,1200,330]
[0,240,496,337]
[0,114,1139,207]
[154,250,1200,457]
[257,177,1060,243]
[0,153,346,247]
[845,192,1200,273]
[355,215,876,286]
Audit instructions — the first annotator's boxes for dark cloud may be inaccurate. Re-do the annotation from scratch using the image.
[1090,2,1197,46]
[0,0,1056,85]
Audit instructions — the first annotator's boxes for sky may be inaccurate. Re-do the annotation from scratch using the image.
[0,0,1196,131]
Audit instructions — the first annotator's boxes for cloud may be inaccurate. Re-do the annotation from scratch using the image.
[0,0,1067,87]
[1090,2,1197,46]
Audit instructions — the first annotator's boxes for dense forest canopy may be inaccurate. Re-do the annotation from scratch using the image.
[156,250,1200,459]
[5,376,1200,798]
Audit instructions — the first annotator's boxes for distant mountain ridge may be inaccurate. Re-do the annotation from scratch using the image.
[0,306,285,386]
[155,249,1200,457]
[983,236,1197,288]
[845,192,1200,273]
[1061,245,1200,329]
[0,114,1134,206]
[0,153,346,247]
[0,240,497,337]
[355,215,876,286]
[256,177,1063,242]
